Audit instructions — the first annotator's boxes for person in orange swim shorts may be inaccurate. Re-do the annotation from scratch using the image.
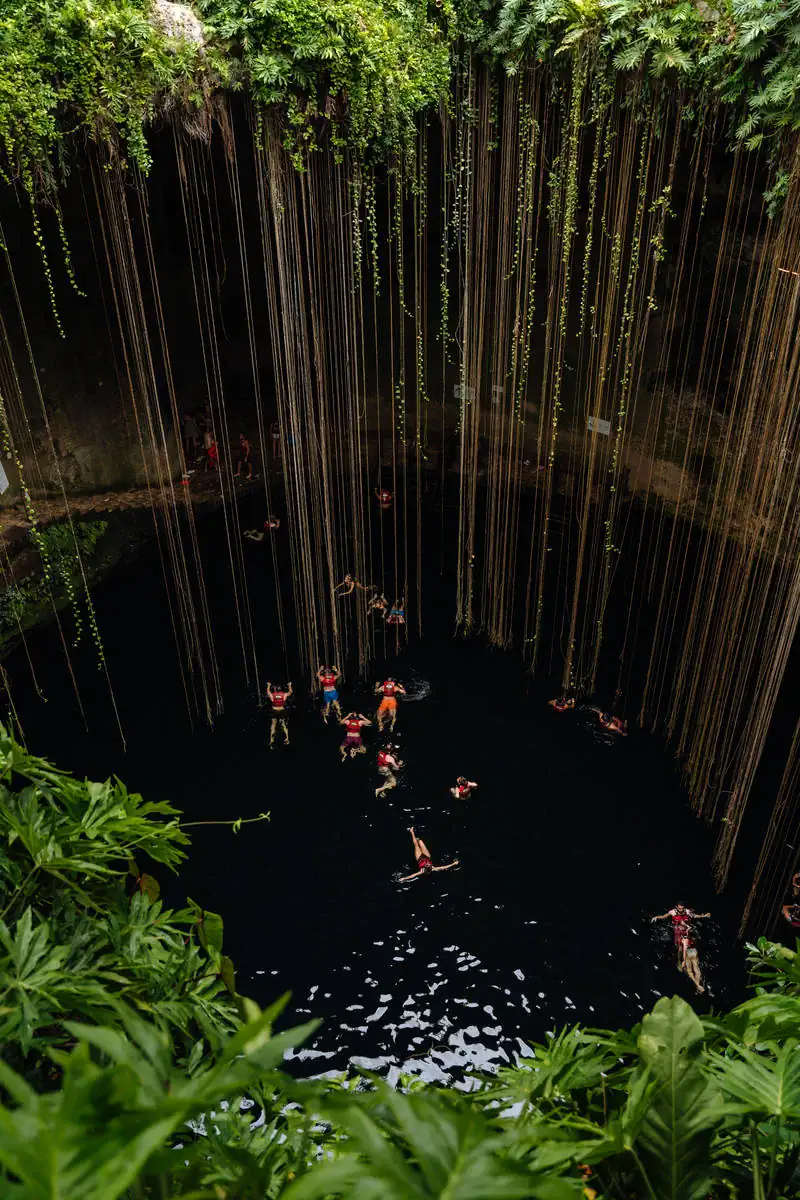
[374,676,406,731]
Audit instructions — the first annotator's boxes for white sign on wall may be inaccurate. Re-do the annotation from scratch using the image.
[587,415,611,436]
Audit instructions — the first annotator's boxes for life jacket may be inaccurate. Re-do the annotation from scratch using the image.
[378,750,392,768]
[457,783,471,796]
[271,690,288,709]
[670,910,691,927]
[381,681,397,697]
[321,672,337,689]
[379,490,392,503]
[345,718,362,734]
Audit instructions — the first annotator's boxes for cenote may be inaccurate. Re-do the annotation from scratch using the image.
[6,493,747,1079]
[4,7,800,1194]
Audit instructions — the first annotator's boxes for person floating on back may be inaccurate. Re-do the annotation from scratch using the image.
[678,928,705,994]
[548,695,575,712]
[376,744,403,797]
[340,712,370,761]
[243,516,280,542]
[450,776,478,800]
[265,681,292,749]
[368,591,389,617]
[375,677,406,732]
[399,827,459,882]
[386,597,406,626]
[651,902,710,945]
[334,573,370,598]
[317,664,342,724]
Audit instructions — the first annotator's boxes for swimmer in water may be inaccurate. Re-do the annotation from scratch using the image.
[368,591,389,617]
[450,776,478,800]
[386,598,406,626]
[375,487,393,509]
[590,708,627,735]
[334,573,370,598]
[339,712,371,760]
[548,695,575,712]
[375,744,403,797]
[651,903,710,954]
[265,681,292,748]
[375,677,406,732]
[782,900,800,928]
[399,827,459,882]
[316,664,342,723]
[243,516,280,541]
[678,928,705,994]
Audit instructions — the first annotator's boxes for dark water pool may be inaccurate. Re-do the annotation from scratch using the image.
[5,502,747,1081]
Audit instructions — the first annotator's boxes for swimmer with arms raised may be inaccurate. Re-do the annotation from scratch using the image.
[450,776,478,799]
[399,827,459,882]
[375,677,406,732]
[316,664,342,723]
[339,712,371,760]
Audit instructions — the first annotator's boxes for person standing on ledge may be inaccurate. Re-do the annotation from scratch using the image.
[375,677,406,732]
[376,744,403,797]
[265,681,292,749]
[399,828,459,882]
[235,432,253,480]
[450,776,478,800]
[340,712,371,761]
[316,664,342,724]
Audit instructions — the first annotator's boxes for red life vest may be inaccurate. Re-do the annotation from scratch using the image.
[378,750,392,767]
[379,490,392,503]
[345,718,362,734]
[670,910,691,928]
[381,681,397,697]
[457,784,470,796]
[321,672,337,689]
[271,690,288,709]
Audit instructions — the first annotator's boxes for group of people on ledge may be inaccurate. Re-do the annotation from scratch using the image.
[265,666,470,879]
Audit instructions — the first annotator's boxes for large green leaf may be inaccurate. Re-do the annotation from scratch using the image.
[708,1040,800,1120]
[634,997,721,1200]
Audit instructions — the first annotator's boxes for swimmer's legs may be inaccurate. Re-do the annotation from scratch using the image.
[281,718,289,746]
[321,701,330,724]
[409,828,431,861]
[269,718,277,748]
[687,952,705,993]
[331,699,342,720]
[376,772,396,797]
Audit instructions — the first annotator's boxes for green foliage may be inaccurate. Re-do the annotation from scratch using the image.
[3,0,800,181]
[2,730,800,1198]
[0,519,107,636]
[0,724,238,1075]
[0,0,220,184]
[200,0,452,159]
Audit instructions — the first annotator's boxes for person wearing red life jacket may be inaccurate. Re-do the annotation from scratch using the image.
[339,712,371,760]
[316,664,342,723]
[265,681,293,748]
[375,487,393,510]
[374,677,407,732]
[450,776,478,800]
[375,744,404,797]
[652,902,710,944]
[548,695,575,712]
[399,827,459,883]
